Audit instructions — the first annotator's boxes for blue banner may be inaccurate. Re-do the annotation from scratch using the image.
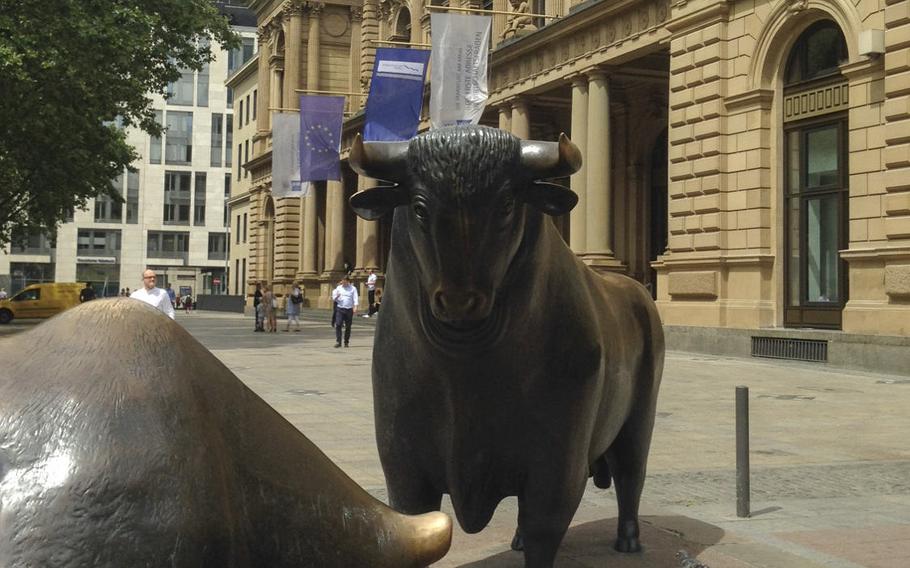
[364,48,431,142]
[299,95,345,181]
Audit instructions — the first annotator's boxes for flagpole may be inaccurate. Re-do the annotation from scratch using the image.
[423,4,559,19]
[295,88,364,96]
[366,39,432,48]
[269,106,355,116]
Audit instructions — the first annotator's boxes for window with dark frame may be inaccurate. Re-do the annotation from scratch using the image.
[782,20,849,330]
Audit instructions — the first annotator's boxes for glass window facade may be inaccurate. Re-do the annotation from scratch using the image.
[164,171,192,225]
[165,111,193,165]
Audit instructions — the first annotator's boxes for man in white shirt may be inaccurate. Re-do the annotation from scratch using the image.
[331,275,358,348]
[364,269,378,318]
[130,269,176,320]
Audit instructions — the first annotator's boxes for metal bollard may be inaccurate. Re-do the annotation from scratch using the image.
[736,385,750,518]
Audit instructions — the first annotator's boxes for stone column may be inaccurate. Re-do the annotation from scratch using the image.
[359,177,379,270]
[569,75,588,254]
[300,184,318,277]
[256,27,272,133]
[326,180,345,273]
[410,1,424,44]
[284,4,303,110]
[307,3,323,92]
[511,97,530,139]
[349,7,364,111]
[498,104,512,132]
[585,69,616,262]
[361,0,379,94]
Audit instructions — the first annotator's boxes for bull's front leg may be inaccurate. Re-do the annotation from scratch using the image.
[513,469,587,568]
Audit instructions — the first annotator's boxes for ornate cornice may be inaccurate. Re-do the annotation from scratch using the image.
[350,6,363,22]
[306,2,325,17]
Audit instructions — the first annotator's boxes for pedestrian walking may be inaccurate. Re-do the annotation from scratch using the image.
[79,282,96,303]
[262,284,277,333]
[130,269,175,319]
[285,283,303,332]
[364,269,378,318]
[183,294,193,313]
[331,275,358,348]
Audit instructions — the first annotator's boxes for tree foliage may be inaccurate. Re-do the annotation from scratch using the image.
[0,0,237,245]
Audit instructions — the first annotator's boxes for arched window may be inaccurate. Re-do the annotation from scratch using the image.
[784,21,848,86]
[391,8,411,42]
[782,21,849,329]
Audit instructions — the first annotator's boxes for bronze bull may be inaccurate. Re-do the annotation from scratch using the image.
[0,299,451,567]
[350,125,664,567]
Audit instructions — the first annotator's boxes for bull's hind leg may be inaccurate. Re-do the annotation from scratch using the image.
[604,408,657,553]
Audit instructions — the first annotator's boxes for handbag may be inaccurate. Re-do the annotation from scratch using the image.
[271,297,278,309]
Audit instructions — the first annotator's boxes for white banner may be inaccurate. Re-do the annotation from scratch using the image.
[429,13,491,128]
[271,113,305,198]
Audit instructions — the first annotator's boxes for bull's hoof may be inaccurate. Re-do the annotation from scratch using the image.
[614,536,642,553]
[510,527,524,551]
[614,519,641,553]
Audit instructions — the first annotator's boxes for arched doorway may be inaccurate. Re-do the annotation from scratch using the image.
[781,20,849,329]
[647,130,668,299]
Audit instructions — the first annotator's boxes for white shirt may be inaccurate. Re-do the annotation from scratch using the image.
[332,284,359,310]
[131,287,176,319]
[366,273,377,291]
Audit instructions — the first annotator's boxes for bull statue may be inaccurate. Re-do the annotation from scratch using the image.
[0,299,452,567]
[349,125,664,567]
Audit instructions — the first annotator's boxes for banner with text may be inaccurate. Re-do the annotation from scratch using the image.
[364,47,431,141]
[271,113,305,199]
[429,13,491,128]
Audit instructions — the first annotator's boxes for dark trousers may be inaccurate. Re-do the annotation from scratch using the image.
[368,289,376,315]
[335,307,353,345]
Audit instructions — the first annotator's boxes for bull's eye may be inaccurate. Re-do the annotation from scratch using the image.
[412,201,429,222]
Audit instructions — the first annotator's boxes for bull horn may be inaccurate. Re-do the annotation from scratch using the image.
[349,133,409,184]
[520,132,582,179]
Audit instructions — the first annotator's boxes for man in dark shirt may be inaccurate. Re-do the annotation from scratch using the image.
[253,282,264,332]
[79,282,96,303]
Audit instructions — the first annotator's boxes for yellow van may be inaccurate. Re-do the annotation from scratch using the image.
[0,283,84,324]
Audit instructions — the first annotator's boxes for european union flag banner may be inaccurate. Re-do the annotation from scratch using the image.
[364,48,431,142]
[299,95,345,181]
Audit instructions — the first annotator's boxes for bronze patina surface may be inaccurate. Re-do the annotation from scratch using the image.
[0,299,451,567]
[350,125,665,568]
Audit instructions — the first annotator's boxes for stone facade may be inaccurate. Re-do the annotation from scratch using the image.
[238,0,909,340]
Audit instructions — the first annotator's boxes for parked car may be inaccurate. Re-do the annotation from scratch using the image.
[0,283,84,324]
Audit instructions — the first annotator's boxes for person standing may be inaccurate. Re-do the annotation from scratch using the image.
[262,284,277,333]
[285,282,303,332]
[331,275,358,348]
[79,282,96,303]
[253,282,264,332]
[130,269,175,319]
[364,269,378,318]
[166,283,176,308]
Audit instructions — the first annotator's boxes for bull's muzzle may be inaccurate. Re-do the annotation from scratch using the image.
[432,289,489,324]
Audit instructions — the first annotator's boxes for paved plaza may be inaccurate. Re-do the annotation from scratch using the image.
[3,309,910,566]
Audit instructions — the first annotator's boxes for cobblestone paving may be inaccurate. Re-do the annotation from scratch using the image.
[642,460,910,506]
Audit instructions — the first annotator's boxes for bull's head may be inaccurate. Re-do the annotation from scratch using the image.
[349,126,581,325]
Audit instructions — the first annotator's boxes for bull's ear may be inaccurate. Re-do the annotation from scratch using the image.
[349,185,409,220]
[517,182,578,216]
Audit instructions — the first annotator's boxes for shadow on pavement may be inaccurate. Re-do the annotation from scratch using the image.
[458,516,724,567]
